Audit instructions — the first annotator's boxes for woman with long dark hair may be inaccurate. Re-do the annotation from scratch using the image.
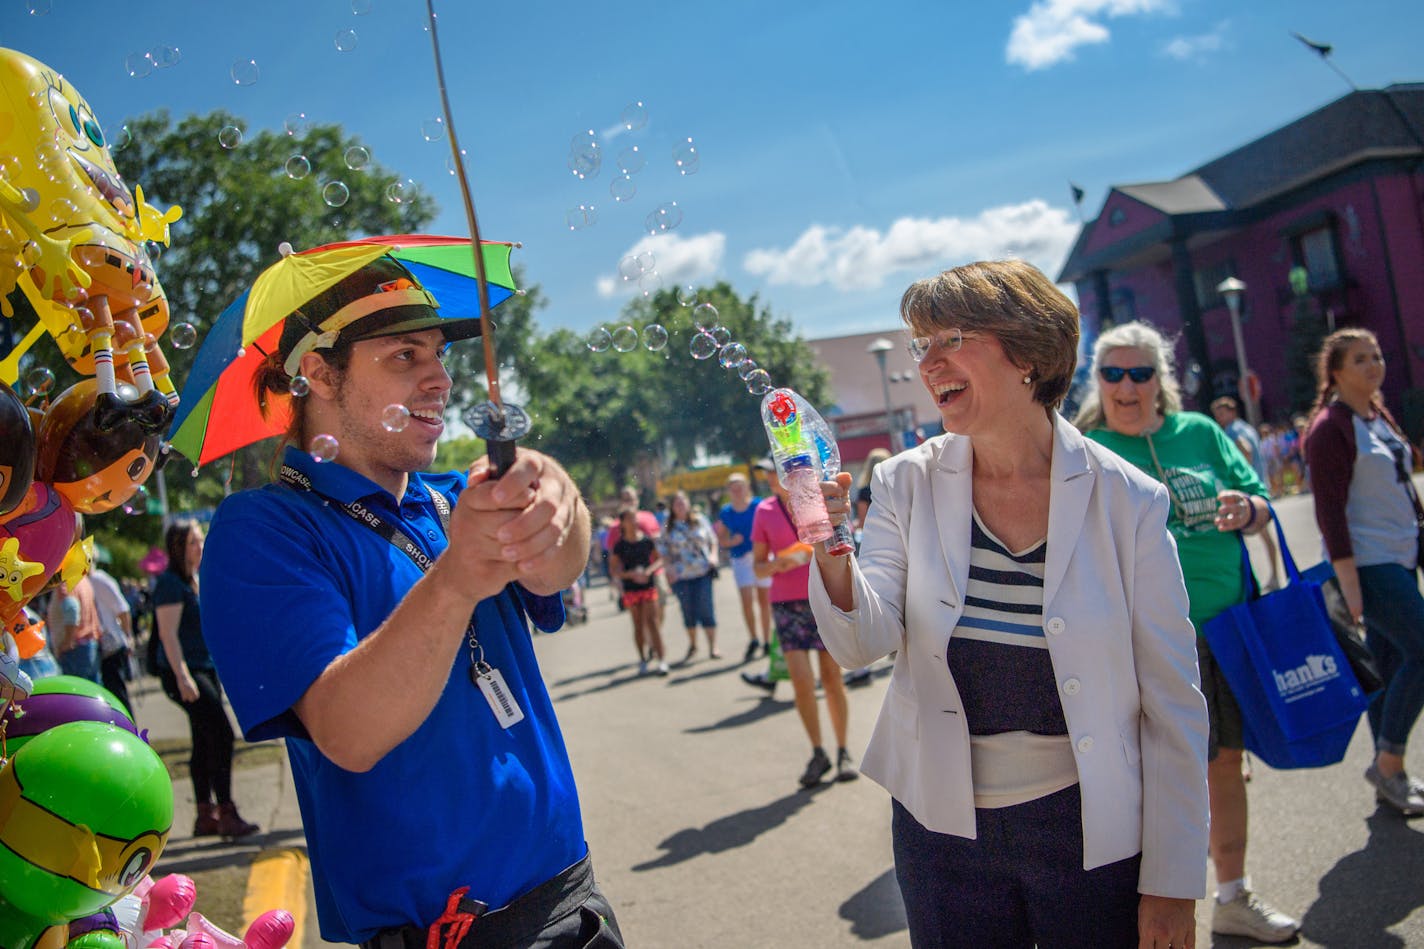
[660,490,721,662]
[1305,328,1424,816]
[154,519,259,839]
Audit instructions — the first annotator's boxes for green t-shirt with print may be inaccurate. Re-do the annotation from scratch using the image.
[1084,411,1269,632]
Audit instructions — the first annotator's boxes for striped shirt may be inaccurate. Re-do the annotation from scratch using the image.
[948,511,1065,738]
[951,512,1077,807]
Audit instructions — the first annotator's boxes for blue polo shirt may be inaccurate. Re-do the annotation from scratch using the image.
[199,448,582,944]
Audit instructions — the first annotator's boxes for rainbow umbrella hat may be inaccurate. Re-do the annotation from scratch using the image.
[167,234,516,466]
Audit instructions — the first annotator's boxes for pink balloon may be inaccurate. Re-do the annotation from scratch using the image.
[141,874,198,931]
[145,935,178,949]
[179,933,216,949]
[243,910,295,949]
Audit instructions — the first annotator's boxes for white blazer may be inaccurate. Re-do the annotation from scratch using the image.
[810,414,1210,899]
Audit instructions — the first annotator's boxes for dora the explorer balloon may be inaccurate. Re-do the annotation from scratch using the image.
[0,48,182,432]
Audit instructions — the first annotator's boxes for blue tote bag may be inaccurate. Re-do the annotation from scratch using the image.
[1201,506,1370,770]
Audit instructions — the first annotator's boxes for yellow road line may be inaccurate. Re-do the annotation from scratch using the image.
[243,847,309,948]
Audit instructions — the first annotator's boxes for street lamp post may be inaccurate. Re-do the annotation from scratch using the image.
[867,337,897,452]
[1216,276,1261,427]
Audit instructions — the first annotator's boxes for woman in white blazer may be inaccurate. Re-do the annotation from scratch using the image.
[810,261,1209,949]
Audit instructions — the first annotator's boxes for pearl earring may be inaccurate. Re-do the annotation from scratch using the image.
[1023,374,1032,385]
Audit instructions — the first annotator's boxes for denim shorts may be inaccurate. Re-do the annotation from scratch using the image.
[672,574,716,628]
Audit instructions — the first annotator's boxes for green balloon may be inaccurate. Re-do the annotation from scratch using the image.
[0,722,172,926]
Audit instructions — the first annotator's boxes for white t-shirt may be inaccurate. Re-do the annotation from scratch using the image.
[88,569,132,656]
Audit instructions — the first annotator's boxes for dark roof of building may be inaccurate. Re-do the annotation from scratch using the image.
[1059,83,1424,282]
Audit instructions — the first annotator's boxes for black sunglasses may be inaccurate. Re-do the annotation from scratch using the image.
[1098,366,1156,384]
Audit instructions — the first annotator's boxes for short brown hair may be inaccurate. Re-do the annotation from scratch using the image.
[899,259,1079,408]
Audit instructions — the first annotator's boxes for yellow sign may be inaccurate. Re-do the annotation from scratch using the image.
[656,463,752,496]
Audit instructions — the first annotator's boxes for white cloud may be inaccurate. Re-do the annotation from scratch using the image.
[742,200,1080,291]
[1163,20,1229,61]
[1006,0,1173,71]
[595,231,726,298]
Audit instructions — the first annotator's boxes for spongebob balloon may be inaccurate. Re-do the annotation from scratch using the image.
[0,48,182,431]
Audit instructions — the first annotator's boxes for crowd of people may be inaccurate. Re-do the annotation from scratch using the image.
[13,251,1421,949]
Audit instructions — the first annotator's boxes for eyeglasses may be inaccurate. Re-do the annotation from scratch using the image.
[1098,366,1156,384]
[907,328,963,363]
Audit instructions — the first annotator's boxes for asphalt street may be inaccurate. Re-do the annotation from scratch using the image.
[129,483,1424,948]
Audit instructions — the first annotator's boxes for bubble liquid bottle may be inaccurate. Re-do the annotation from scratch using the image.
[760,388,855,555]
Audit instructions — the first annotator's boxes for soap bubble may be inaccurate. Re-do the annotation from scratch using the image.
[344,146,370,170]
[676,284,697,307]
[24,366,54,396]
[309,434,339,462]
[125,51,154,78]
[285,155,311,179]
[673,137,699,175]
[611,325,638,352]
[637,272,662,297]
[121,485,149,516]
[692,302,718,330]
[27,0,51,14]
[618,256,644,282]
[218,125,243,149]
[745,369,773,395]
[738,359,760,381]
[718,342,747,369]
[568,129,601,179]
[382,404,410,432]
[151,45,181,68]
[644,201,682,234]
[586,326,612,352]
[231,58,260,86]
[322,181,350,207]
[170,322,197,349]
[689,331,718,360]
[290,375,310,397]
[616,146,645,175]
[642,324,668,351]
[385,180,408,203]
[565,204,597,230]
[110,124,132,152]
[334,29,359,52]
[352,0,372,12]
[421,117,445,142]
[635,251,656,272]
[711,325,732,346]
[610,175,636,202]
[621,101,648,131]
[445,149,468,176]
[284,112,311,136]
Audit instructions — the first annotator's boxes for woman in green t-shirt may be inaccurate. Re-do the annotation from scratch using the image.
[1074,321,1297,945]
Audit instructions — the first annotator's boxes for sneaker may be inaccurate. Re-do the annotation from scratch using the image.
[1210,890,1299,943]
[799,748,832,788]
[637,660,649,677]
[655,661,670,676]
[740,670,776,693]
[836,748,860,782]
[1365,763,1424,815]
[743,640,760,663]
[843,667,873,687]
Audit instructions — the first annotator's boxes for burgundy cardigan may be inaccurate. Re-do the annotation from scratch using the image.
[1304,400,1412,561]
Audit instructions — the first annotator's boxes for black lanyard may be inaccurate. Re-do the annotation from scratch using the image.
[278,465,451,573]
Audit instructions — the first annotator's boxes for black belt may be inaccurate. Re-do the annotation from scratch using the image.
[360,855,594,949]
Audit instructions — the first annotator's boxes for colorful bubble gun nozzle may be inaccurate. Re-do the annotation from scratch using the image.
[760,388,856,556]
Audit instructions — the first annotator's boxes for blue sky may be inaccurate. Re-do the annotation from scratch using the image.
[6,0,1422,344]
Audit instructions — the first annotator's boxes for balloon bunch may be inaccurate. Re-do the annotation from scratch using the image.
[0,47,184,686]
[0,677,173,949]
[109,875,295,949]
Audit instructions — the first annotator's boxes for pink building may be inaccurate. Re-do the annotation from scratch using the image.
[806,330,941,466]
[1059,83,1424,440]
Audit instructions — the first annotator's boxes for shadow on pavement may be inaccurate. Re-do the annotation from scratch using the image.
[1293,809,1424,948]
[665,662,745,686]
[631,785,831,871]
[550,662,641,687]
[839,867,907,940]
[156,828,308,877]
[684,697,794,733]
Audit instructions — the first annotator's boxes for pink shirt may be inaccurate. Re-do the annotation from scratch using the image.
[751,497,810,603]
[603,510,661,551]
